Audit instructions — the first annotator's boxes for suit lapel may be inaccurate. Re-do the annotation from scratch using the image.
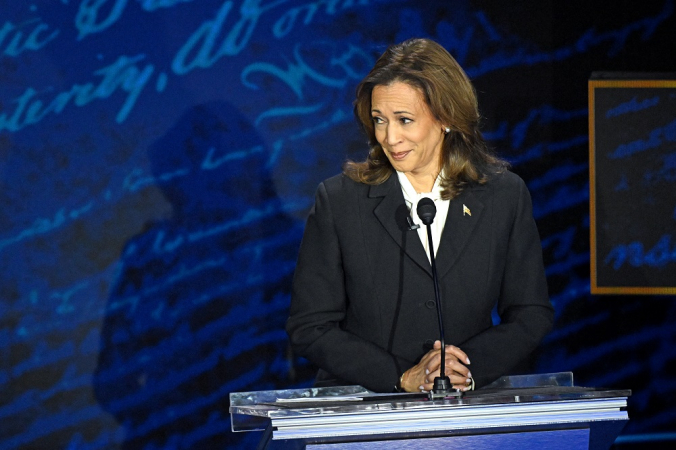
[369,176,487,278]
[436,186,486,279]
[370,176,432,275]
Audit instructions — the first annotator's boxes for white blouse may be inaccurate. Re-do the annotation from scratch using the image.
[396,171,449,263]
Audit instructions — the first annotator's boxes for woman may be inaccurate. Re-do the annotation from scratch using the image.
[286,38,554,393]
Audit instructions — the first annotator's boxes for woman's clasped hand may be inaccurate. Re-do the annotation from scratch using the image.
[400,341,473,392]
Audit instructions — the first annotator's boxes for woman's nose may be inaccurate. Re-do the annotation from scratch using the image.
[385,124,401,146]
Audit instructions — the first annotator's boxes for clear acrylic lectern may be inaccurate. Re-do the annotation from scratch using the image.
[230,372,630,449]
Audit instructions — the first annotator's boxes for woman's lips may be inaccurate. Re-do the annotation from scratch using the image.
[390,150,411,161]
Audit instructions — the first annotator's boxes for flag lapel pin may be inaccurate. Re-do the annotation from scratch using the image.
[463,204,471,216]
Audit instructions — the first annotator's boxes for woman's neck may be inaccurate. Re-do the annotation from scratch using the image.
[404,171,439,194]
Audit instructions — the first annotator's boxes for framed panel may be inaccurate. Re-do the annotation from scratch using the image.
[589,73,676,294]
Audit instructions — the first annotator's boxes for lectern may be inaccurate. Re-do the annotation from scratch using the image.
[230,373,630,449]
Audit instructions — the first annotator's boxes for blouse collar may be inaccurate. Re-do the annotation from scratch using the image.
[396,170,444,205]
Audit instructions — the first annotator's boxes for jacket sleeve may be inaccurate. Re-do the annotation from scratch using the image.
[457,176,554,388]
[286,181,408,392]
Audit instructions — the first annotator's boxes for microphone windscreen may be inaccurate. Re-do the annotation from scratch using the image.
[417,197,436,225]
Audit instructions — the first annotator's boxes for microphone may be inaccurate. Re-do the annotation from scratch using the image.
[416,197,436,225]
[416,198,460,399]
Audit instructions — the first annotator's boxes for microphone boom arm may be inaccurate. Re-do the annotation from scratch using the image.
[417,197,461,399]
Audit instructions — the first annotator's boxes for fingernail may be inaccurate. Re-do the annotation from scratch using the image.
[466,358,471,364]
[419,385,425,391]
[425,369,430,375]
[467,372,472,378]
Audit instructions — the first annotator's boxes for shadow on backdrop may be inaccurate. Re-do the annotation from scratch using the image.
[93,101,309,449]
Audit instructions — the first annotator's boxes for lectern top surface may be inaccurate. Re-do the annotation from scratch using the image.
[230,385,631,419]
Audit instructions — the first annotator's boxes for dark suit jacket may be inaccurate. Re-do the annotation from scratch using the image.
[286,170,554,393]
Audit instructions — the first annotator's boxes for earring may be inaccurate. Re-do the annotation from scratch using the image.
[444,127,451,134]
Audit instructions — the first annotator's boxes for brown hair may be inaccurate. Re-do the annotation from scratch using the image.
[344,38,508,199]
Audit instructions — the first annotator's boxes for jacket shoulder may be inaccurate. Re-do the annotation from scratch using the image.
[486,170,527,192]
[480,170,532,213]
[319,173,372,198]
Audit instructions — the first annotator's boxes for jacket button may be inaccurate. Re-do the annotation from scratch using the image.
[425,300,436,309]
[423,339,434,351]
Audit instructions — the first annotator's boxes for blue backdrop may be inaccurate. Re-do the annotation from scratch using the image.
[1,1,675,448]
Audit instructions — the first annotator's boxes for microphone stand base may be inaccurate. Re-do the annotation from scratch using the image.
[428,389,463,400]
[428,376,463,399]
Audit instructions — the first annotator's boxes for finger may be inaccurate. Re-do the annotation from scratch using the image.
[451,378,473,391]
[428,355,464,380]
[425,351,461,374]
[444,345,470,365]
[451,376,473,392]
[432,362,470,384]
[415,370,434,392]
[422,373,439,391]
[444,359,471,378]
[424,353,442,375]
[450,372,473,387]
[422,366,439,385]
[418,346,443,368]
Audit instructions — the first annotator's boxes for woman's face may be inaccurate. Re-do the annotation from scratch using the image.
[371,82,445,178]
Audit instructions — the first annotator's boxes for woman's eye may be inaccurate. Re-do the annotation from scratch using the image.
[400,117,412,124]
[372,117,384,124]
